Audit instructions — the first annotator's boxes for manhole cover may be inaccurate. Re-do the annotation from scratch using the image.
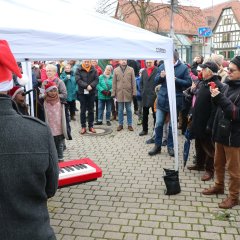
[82,127,113,136]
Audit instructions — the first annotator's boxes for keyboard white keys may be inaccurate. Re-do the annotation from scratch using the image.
[59,164,96,180]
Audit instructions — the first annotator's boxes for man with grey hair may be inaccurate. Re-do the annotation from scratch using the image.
[112,59,136,131]
[205,54,228,83]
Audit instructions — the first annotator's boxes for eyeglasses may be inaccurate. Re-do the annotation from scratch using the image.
[228,68,238,73]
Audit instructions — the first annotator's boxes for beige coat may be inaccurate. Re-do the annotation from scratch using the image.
[112,66,136,102]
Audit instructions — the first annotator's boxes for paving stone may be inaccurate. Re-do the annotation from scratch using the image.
[120,225,133,233]
[200,232,221,240]
[138,234,157,240]
[72,229,92,237]
[187,230,200,238]
[104,231,124,239]
[123,233,138,240]
[206,225,225,233]
[166,229,186,237]
[133,226,153,235]
[60,228,74,235]
[61,235,75,240]
[220,234,235,240]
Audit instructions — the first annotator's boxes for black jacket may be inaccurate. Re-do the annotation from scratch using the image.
[140,67,158,107]
[191,75,225,139]
[212,79,240,147]
[0,94,58,240]
[75,65,99,95]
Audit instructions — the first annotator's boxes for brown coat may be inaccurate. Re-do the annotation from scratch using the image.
[112,66,136,102]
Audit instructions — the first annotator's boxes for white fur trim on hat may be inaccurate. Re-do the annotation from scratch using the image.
[45,85,58,93]
[17,73,29,86]
[0,79,13,92]
[12,87,24,99]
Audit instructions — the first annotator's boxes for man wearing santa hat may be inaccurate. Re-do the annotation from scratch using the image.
[0,40,58,239]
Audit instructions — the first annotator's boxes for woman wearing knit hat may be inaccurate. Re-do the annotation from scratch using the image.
[0,40,58,240]
[43,81,69,162]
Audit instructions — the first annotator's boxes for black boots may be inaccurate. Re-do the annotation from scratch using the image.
[148,145,161,156]
[168,148,175,157]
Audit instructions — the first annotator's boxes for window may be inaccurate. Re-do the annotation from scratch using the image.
[222,33,231,42]
[223,17,231,25]
[220,51,234,60]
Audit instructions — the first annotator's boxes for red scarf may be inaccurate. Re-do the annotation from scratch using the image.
[147,66,154,76]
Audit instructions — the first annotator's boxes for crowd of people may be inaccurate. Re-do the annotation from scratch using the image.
[3,47,240,213]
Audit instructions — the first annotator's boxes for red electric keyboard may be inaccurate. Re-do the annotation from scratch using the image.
[58,158,102,188]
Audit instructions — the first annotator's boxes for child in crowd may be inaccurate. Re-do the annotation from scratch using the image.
[8,86,29,115]
[43,82,68,161]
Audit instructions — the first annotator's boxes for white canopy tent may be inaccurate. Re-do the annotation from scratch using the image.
[0,0,179,170]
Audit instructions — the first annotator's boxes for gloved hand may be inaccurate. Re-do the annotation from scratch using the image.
[102,90,108,96]
[106,91,111,96]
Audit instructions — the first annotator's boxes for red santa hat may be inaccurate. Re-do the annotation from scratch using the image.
[8,86,24,99]
[0,40,22,91]
[45,81,58,93]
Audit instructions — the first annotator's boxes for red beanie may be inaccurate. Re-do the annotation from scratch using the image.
[8,86,24,99]
[45,81,58,93]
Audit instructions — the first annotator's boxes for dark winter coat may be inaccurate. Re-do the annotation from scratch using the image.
[155,60,191,112]
[75,65,99,95]
[127,60,140,77]
[136,76,142,101]
[212,79,240,147]
[0,94,58,240]
[190,75,226,139]
[140,67,158,107]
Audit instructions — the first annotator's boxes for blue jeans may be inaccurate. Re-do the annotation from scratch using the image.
[155,109,173,148]
[118,102,132,126]
[98,99,112,122]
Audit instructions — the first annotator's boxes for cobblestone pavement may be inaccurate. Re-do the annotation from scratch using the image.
[48,108,240,240]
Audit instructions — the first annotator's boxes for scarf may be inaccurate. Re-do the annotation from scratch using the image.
[147,66,154,76]
[45,93,60,106]
[82,63,91,72]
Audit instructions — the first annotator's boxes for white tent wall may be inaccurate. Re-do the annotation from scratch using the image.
[0,0,179,170]
[21,61,33,116]
[165,58,179,171]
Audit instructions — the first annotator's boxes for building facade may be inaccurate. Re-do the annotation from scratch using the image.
[213,7,240,59]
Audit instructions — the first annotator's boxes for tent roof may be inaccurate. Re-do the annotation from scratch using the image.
[0,0,173,61]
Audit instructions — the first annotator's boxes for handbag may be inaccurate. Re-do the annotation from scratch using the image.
[163,168,181,195]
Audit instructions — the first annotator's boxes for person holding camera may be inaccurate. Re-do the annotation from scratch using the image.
[189,61,226,181]
[202,56,240,209]
[60,63,78,121]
